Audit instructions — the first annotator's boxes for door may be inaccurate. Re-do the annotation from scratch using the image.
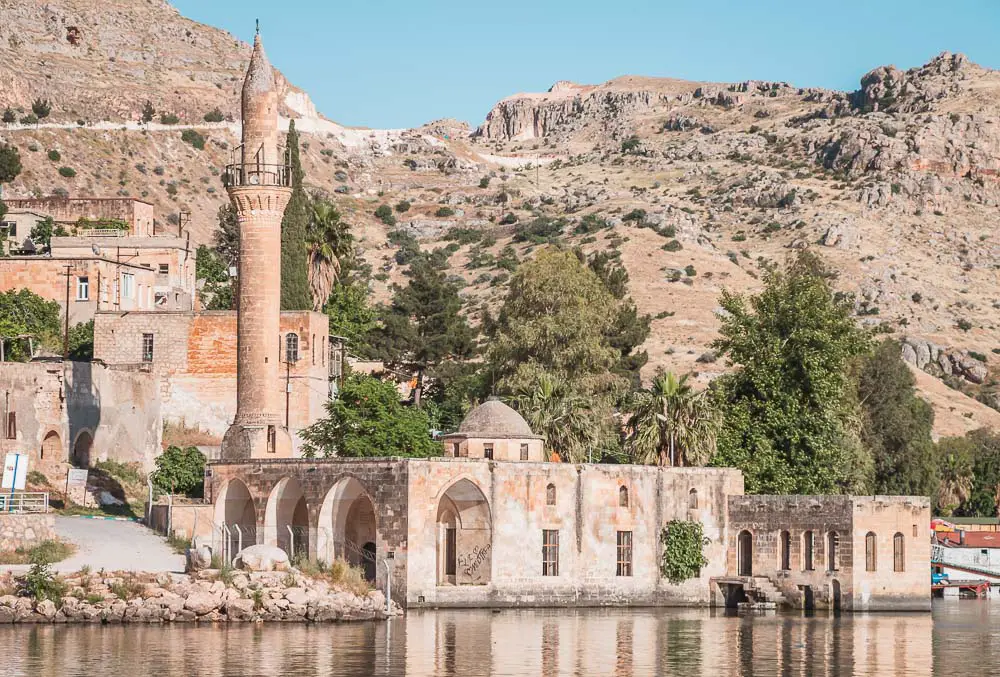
[362,542,377,583]
[738,530,753,576]
[445,528,457,577]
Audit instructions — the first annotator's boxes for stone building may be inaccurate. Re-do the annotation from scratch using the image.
[202,401,931,612]
[2,197,155,236]
[441,398,545,461]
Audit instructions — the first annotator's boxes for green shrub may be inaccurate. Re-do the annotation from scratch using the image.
[958,319,973,332]
[20,114,38,125]
[574,213,609,235]
[684,265,697,277]
[93,459,143,486]
[21,558,67,603]
[26,470,49,486]
[662,240,682,252]
[203,108,225,123]
[621,135,641,154]
[58,166,76,178]
[479,176,490,188]
[435,206,455,218]
[622,209,647,223]
[394,200,411,213]
[660,521,708,584]
[444,227,482,245]
[499,212,518,225]
[47,149,60,162]
[31,98,52,119]
[160,113,180,125]
[152,445,206,498]
[1,108,15,124]
[374,204,396,226]
[181,129,205,150]
[109,574,144,601]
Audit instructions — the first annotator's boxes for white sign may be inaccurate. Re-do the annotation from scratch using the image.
[2,454,27,491]
[67,469,89,488]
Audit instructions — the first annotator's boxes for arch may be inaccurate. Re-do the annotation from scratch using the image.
[737,530,753,576]
[802,530,815,571]
[779,530,791,571]
[316,476,378,581]
[41,430,62,462]
[72,430,93,468]
[437,478,492,586]
[893,532,905,572]
[865,531,877,572]
[687,488,698,510]
[285,332,299,363]
[619,485,629,508]
[213,478,257,561]
[830,579,842,612]
[264,477,310,561]
[546,483,556,506]
[827,531,840,572]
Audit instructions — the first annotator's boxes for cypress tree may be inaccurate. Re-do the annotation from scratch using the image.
[280,120,312,310]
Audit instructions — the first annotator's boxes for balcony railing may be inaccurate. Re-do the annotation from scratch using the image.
[223,163,291,189]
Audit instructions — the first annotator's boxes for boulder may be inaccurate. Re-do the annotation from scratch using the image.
[36,600,57,619]
[235,544,290,573]
[186,545,213,572]
[225,597,256,621]
[184,591,221,616]
[284,587,310,607]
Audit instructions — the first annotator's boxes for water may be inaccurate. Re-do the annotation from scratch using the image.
[2,601,997,676]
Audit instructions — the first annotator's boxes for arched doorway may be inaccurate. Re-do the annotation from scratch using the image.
[214,479,257,562]
[830,579,842,611]
[72,431,92,468]
[436,478,492,586]
[737,530,753,577]
[317,476,378,581]
[41,431,62,462]
[264,478,310,562]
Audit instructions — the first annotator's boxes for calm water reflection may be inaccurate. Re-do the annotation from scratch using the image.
[3,601,997,676]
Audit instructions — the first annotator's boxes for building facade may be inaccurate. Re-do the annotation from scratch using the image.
[2,198,155,236]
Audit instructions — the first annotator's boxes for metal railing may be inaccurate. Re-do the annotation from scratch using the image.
[223,162,291,188]
[0,492,50,513]
[79,228,128,238]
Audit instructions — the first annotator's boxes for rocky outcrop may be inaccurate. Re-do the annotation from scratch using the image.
[900,337,988,384]
[0,569,400,624]
[235,544,290,572]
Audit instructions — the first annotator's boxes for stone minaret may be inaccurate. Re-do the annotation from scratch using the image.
[221,28,294,460]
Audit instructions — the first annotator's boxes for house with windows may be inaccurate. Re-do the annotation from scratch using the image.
[202,400,931,611]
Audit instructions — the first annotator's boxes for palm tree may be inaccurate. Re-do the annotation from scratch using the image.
[512,372,603,463]
[306,200,353,311]
[624,371,716,467]
[937,451,973,516]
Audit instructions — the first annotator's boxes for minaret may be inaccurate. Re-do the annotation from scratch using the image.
[221,27,294,460]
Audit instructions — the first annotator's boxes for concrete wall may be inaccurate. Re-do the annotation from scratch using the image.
[93,310,329,450]
[851,497,930,611]
[0,513,56,552]
[148,501,216,542]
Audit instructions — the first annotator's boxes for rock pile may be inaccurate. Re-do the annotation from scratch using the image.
[0,569,400,624]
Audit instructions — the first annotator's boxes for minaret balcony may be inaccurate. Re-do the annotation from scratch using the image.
[223,162,291,189]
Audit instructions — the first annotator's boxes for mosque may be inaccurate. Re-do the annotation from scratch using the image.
[204,29,932,613]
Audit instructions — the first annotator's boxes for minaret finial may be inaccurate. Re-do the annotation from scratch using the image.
[255,18,260,36]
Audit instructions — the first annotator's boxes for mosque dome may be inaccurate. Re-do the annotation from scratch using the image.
[457,399,541,439]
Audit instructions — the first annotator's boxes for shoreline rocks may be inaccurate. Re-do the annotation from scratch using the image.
[0,569,400,625]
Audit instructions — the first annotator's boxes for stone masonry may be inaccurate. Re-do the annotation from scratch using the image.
[0,513,56,552]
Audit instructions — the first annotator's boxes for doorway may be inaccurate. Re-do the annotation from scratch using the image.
[738,530,753,576]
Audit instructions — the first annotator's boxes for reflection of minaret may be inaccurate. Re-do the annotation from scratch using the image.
[221,27,294,460]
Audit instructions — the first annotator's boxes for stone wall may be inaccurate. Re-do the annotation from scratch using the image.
[148,501,216,542]
[851,497,930,611]
[0,362,70,477]
[0,513,56,552]
[3,198,154,236]
[94,310,329,449]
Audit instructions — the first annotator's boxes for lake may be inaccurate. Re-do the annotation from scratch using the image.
[2,600,996,676]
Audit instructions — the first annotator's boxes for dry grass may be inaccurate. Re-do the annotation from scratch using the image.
[163,420,222,448]
[297,558,372,597]
[0,539,76,565]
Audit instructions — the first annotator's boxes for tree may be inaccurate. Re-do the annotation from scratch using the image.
[280,120,312,310]
[487,248,624,398]
[306,200,353,311]
[511,372,605,463]
[374,255,477,402]
[325,281,378,358]
[0,143,22,184]
[300,372,437,458]
[214,205,239,269]
[31,98,51,120]
[0,289,61,360]
[195,245,234,310]
[710,250,873,494]
[955,429,1000,518]
[586,250,650,384]
[152,446,207,498]
[1,108,14,124]
[141,101,155,124]
[935,436,975,515]
[855,339,938,496]
[67,320,93,361]
[624,371,717,467]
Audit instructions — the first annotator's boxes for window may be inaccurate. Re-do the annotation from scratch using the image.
[154,292,167,307]
[451,443,460,457]
[285,333,299,363]
[802,531,814,571]
[100,279,108,303]
[688,488,698,509]
[865,532,877,572]
[1,221,15,236]
[619,485,629,507]
[779,530,791,571]
[158,263,169,274]
[483,443,493,460]
[893,533,905,572]
[267,425,276,453]
[76,276,89,301]
[616,531,633,577]
[312,334,316,365]
[542,530,559,576]
[121,273,135,299]
[520,443,529,461]
[546,483,556,506]
[913,524,919,538]
[5,412,15,440]
[827,531,839,572]
[141,333,154,363]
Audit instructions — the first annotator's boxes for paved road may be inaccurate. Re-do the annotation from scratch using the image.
[1,517,185,574]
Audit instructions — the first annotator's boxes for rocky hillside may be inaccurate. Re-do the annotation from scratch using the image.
[2,0,1000,437]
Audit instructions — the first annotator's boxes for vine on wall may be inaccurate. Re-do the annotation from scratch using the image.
[660,520,709,584]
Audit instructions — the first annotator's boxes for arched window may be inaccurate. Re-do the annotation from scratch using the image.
[619,486,629,508]
[285,333,299,363]
[865,532,877,572]
[893,532,905,572]
[802,530,814,571]
[827,531,839,572]
[779,530,791,571]
[688,488,698,510]
[546,483,556,506]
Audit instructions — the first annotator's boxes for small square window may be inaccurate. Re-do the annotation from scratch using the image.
[483,443,493,460]
[158,263,169,274]
[520,443,529,461]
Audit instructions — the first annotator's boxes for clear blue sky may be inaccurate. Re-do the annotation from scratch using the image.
[173,0,1000,129]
